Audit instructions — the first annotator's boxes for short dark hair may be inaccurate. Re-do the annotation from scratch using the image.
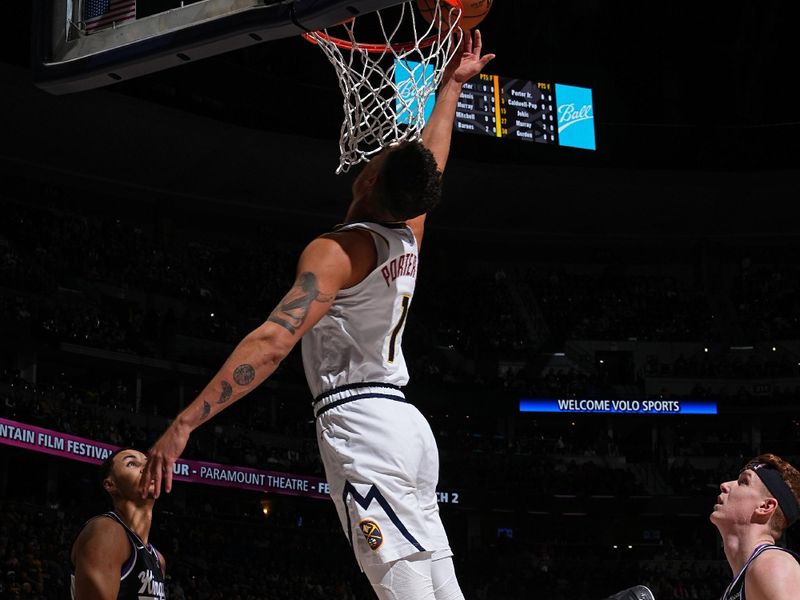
[99,448,127,489]
[374,140,442,220]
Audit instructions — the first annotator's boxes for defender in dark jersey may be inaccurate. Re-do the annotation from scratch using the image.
[72,448,166,600]
[711,453,800,600]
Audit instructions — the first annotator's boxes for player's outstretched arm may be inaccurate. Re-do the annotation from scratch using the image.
[71,518,130,600]
[408,29,494,242]
[421,29,495,173]
[140,235,360,498]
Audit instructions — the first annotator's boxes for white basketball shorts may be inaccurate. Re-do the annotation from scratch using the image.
[314,384,453,569]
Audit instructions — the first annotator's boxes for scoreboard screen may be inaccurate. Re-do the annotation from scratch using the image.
[455,74,596,150]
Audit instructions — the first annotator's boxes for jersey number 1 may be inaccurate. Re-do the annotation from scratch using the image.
[387,295,411,363]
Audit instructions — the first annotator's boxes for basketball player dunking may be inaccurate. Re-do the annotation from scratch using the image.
[711,453,800,600]
[140,30,494,600]
[72,448,166,600]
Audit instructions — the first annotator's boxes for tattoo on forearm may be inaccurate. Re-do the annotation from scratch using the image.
[217,380,233,404]
[233,365,255,386]
[200,401,211,421]
[267,272,334,335]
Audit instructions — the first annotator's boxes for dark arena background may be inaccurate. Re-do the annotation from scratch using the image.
[2,2,800,599]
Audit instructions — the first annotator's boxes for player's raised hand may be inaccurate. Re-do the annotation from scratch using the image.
[450,29,495,84]
[140,420,190,498]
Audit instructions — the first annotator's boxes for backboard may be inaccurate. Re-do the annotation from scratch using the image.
[32,0,403,95]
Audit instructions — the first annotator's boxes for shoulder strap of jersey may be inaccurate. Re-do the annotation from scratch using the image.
[728,544,800,599]
[105,511,143,546]
[71,513,114,566]
[70,512,137,580]
[150,545,165,575]
[752,543,800,562]
[332,222,391,249]
[331,223,395,280]
[103,512,140,579]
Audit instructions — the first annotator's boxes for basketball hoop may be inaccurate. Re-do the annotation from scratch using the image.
[302,0,463,173]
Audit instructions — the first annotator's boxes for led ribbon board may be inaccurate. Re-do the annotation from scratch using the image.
[519,399,718,415]
[0,418,461,502]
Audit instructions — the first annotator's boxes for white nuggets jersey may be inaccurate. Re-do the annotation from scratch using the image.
[302,222,419,399]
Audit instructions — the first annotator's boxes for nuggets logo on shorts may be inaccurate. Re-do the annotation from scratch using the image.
[359,519,384,550]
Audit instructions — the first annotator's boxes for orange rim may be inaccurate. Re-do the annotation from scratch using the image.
[301,0,463,54]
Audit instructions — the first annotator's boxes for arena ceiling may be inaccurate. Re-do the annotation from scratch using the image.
[1,2,800,239]
[3,1,798,172]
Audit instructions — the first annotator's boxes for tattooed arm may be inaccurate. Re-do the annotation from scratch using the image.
[140,234,367,498]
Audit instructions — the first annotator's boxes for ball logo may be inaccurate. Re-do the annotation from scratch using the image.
[554,84,596,150]
[359,519,384,550]
[394,59,436,126]
[558,103,593,133]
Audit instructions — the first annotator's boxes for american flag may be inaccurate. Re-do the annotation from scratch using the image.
[83,0,136,34]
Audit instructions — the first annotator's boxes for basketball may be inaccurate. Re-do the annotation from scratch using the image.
[417,0,493,30]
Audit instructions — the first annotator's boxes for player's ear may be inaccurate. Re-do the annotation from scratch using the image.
[103,476,116,495]
[754,496,779,521]
[361,161,380,187]
[352,163,379,195]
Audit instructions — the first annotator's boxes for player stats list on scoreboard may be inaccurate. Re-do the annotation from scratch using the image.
[455,73,558,145]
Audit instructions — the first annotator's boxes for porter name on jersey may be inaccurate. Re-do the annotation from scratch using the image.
[381,253,418,287]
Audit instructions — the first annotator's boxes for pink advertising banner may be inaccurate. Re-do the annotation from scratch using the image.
[0,417,330,500]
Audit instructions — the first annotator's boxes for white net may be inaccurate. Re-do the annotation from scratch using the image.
[305,1,463,173]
